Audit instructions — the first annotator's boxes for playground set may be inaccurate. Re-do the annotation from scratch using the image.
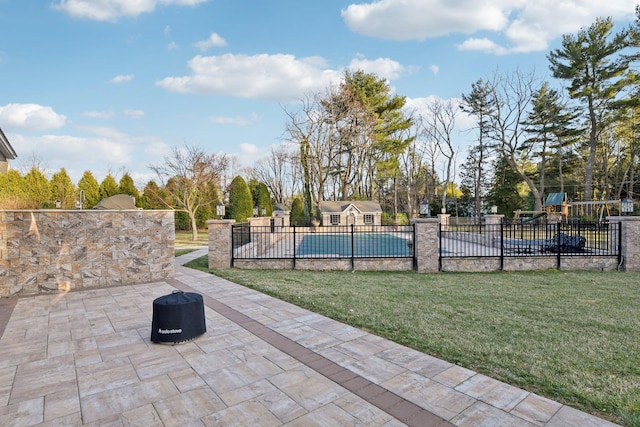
[513,193,627,222]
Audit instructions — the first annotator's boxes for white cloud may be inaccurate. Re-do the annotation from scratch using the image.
[0,104,67,131]
[429,65,439,75]
[124,109,145,119]
[347,57,405,80]
[143,141,172,158]
[157,53,344,102]
[457,38,507,55]
[239,143,259,154]
[195,32,227,51]
[75,124,129,139]
[52,0,209,22]
[167,41,179,51]
[82,111,115,118]
[10,133,133,169]
[342,0,512,40]
[342,0,638,54]
[110,74,134,84]
[209,115,253,126]
[9,127,169,185]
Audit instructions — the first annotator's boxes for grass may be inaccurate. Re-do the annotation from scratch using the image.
[175,248,197,257]
[175,230,208,247]
[184,256,640,426]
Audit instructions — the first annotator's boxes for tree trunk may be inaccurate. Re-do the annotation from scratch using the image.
[190,213,198,241]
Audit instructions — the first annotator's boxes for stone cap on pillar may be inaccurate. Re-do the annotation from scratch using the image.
[206,219,236,225]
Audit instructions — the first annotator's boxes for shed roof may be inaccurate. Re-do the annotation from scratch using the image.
[319,200,382,213]
[273,203,289,212]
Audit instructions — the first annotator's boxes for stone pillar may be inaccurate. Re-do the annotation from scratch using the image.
[484,214,504,247]
[207,219,235,269]
[411,218,440,273]
[607,216,640,271]
[438,213,451,231]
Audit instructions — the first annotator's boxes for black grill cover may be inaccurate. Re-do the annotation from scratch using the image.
[151,291,206,343]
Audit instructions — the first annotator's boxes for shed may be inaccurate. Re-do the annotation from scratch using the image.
[319,201,382,226]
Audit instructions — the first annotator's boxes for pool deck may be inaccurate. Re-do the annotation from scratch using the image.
[0,248,619,426]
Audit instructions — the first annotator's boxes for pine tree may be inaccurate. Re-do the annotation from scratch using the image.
[23,167,51,208]
[77,171,100,208]
[521,82,581,197]
[0,169,28,208]
[99,174,119,200]
[460,79,495,220]
[548,17,633,202]
[50,168,77,209]
[139,180,167,209]
[118,172,140,201]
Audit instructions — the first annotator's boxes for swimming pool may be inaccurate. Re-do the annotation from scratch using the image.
[296,233,412,257]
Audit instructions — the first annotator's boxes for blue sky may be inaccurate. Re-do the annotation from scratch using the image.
[1,0,637,187]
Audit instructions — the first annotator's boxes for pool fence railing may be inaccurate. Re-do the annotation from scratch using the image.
[207,214,640,273]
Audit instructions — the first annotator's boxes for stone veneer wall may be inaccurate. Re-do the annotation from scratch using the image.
[0,209,175,297]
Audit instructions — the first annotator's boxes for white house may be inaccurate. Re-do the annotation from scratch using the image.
[319,201,382,226]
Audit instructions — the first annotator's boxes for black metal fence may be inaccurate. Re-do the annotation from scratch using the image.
[440,220,620,265]
[232,224,415,260]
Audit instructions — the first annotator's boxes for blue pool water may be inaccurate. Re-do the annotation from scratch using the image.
[296,233,411,257]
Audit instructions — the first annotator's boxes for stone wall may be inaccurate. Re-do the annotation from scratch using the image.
[233,258,414,271]
[441,256,619,272]
[0,209,175,297]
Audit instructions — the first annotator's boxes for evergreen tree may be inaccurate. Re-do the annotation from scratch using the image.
[227,176,253,222]
[23,167,51,208]
[50,168,77,209]
[0,169,25,197]
[249,179,273,216]
[289,197,306,225]
[460,79,495,220]
[118,172,140,201]
[77,171,100,208]
[521,82,580,199]
[548,17,633,202]
[139,180,167,209]
[344,70,415,214]
[99,174,119,200]
[0,169,28,208]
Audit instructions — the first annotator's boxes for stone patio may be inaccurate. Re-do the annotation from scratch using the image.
[0,249,619,426]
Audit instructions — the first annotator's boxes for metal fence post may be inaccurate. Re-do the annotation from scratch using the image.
[350,223,355,271]
[438,222,443,272]
[556,221,561,270]
[499,220,504,271]
[292,225,296,269]
[618,221,622,268]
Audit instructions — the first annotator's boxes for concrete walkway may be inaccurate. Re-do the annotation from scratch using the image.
[0,248,619,426]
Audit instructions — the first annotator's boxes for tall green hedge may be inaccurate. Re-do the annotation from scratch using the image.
[228,175,253,222]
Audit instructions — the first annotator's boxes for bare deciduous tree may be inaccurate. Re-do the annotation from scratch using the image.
[420,98,459,213]
[148,144,227,241]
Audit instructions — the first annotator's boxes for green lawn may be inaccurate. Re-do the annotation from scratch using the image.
[184,257,640,426]
[175,230,208,247]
